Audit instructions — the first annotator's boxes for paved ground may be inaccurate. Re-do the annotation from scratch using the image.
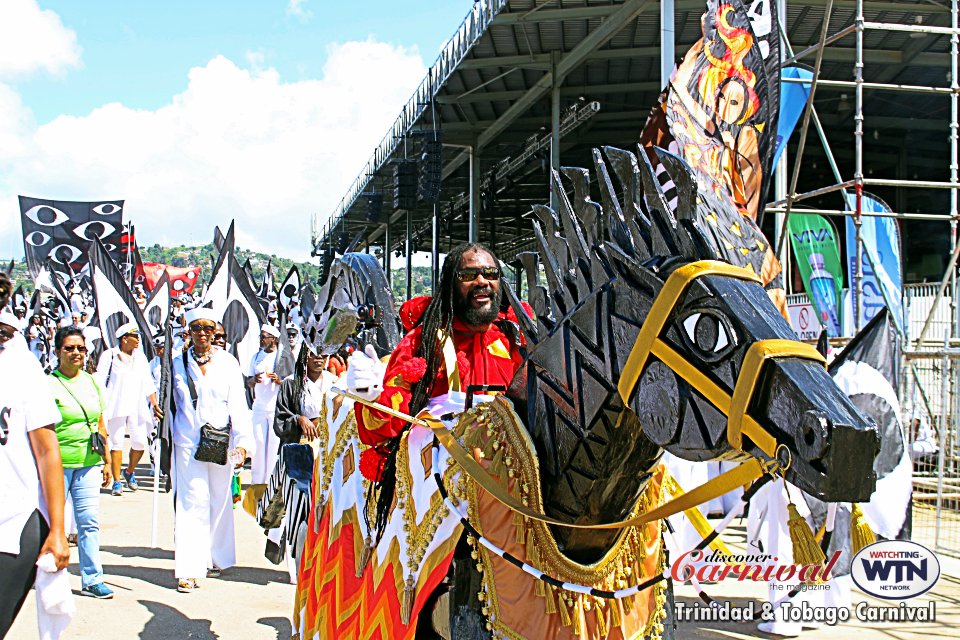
[8,465,295,640]
[8,464,960,639]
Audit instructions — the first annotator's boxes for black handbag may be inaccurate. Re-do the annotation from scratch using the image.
[55,373,106,457]
[183,352,231,465]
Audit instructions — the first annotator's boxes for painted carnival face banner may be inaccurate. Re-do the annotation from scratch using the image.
[844,191,904,335]
[142,270,170,335]
[640,0,781,222]
[19,196,125,282]
[788,212,844,337]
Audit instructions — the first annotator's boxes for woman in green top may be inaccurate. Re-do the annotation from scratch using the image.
[49,326,114,599]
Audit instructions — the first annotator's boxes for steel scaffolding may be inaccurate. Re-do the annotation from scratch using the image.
[771,0,960,346]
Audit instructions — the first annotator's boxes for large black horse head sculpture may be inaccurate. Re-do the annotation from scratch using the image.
[501,146,880,561]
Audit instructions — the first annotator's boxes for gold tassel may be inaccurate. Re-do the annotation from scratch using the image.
[453,415,472,439]
[787,502,826,567]
[513,511,526,545]
[534,578,545,598]
[610,598,622,628]
[572,597,583,635]
[595,599,608,637]
[484,437,499,463]
[544,585,557,614]
[850,503,876,554]
[400,575,415,625]
[490,446,505,477]
[355,536,374,578]
[557,592,572,627]
[622,593,633,615]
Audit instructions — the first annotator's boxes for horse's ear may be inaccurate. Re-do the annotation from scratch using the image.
[651,147,772,276]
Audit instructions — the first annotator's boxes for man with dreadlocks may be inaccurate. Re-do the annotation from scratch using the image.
[348,242,531,517]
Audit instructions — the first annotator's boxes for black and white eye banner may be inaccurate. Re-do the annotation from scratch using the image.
[20,196,125,282]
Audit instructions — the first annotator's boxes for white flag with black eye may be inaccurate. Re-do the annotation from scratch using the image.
[277,266,301,315]
[89,237,154,360]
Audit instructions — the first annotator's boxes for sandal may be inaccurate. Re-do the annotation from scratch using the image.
[177,578,199,593]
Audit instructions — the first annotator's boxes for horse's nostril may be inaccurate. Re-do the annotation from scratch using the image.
[797,410,829,459]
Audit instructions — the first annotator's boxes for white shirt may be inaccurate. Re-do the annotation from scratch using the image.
[171,349,254,456]
[95,347,155,422]
[247,350,280,413]
[0,341,62,555]
[298,371,337,420]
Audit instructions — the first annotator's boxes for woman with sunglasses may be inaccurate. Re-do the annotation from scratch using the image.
[48,326,114,599]
[169,308,254,593]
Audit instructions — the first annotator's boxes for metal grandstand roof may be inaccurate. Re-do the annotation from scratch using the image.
[314,0,957,280]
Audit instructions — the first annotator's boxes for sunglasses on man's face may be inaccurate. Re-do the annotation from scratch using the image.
[214,333,226,340]
[456,267,501,283]
[190,323,217,334]
[60,345,87,353]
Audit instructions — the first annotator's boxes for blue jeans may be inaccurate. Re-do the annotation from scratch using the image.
[63,466,104,587]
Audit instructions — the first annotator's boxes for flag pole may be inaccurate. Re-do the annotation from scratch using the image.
[150,434,160,547]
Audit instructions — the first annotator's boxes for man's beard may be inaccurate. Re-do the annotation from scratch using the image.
[454,285,502,327]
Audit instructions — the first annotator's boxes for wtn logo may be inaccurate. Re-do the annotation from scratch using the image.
[791,228,833,243]
[852,541,940,600]
[861,558,927,583]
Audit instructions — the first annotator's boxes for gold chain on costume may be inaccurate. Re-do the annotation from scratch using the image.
[457,398,670,638]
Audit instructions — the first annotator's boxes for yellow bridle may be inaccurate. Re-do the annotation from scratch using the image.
[617,260,826,458]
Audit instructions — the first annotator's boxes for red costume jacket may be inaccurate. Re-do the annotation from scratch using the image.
[356,298,532,448]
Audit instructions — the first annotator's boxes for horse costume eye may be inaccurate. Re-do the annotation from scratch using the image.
[681,310,736,360]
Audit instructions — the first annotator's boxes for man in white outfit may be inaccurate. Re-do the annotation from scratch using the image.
[170,308,254,593]
[95,323,158,496]
[245,324,292,486]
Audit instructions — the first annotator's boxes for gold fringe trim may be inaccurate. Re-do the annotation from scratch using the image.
[850,503,876,554]
[610,597,622,627]
[595,597,608,637]
[355,536,373,578]
[400,574,415,625]
[557,591,572,627]
[787,502,826,568]
[544,585,557,615]
[514,511,526,545]
[572,596,583,635]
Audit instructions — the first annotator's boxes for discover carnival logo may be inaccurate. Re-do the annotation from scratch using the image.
[851,540,940,600]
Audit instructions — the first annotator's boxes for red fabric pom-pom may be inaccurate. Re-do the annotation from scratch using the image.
[359,447,388,482]
[397,357,427,384]
[455,352,471,381]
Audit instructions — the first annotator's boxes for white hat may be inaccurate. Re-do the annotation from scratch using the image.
[115,322,141,339]
[0,310,22,331]
[260,324,281,338]
[184,307,220,325]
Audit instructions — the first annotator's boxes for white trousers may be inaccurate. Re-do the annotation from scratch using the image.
[173,445,236,579]
[250,408,280,485]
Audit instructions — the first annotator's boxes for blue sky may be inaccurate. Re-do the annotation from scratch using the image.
[16,1,469,124]
[0,0,473,259]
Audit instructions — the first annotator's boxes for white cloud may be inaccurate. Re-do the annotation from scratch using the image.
[287,0,312,20]
[0,0,81,78]
[0,39,427,262]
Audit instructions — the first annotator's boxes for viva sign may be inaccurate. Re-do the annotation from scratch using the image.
[788,213,844,337]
